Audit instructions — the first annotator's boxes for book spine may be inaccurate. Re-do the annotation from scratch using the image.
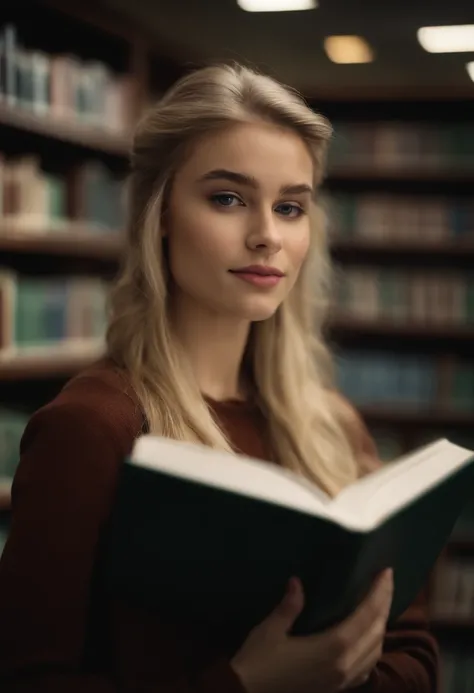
[0,271,108,355]
[0,152,124,232]
[333,266,474,327]
[0,24,132,134]
[329,121,474,172]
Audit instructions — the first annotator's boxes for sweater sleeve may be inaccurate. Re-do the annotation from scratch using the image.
[335,393,439,693]
[0,403,245,693]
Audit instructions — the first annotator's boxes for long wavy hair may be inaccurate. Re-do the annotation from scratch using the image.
[106,62,360,496]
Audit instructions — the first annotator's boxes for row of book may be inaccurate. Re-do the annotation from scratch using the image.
[0,24,133,134]
[328,121,474,171]
[336,351,474,410]
[0,153,124,231]
[0,270,108,354]
[441,649,474,693]
[431,558,474,620]
[335,268,474,325]
[326,193,474,242]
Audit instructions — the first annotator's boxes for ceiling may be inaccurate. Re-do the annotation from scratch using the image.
[99,0,474,99]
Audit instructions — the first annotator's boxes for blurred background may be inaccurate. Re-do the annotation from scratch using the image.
[0,0,473,688]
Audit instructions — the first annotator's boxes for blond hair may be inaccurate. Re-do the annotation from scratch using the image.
[106,62,360,496]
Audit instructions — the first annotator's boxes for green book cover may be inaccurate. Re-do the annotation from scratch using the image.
[97,437,474,641]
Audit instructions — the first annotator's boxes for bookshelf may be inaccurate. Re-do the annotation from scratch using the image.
[0,224,123,259]
[315,95,474,676]
[331,238,474,263]
[0,102,130,156]
[0,1,183,515]
[356,405,474,430]
[328,317,474,343]
[327,167,474,185]
[0,339,105,380]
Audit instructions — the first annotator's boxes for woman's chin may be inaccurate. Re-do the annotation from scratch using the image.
[235,299,281,322]
[201,293,283,322]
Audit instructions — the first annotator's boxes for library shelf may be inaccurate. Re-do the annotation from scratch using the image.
[331,238,474,262]
[0,226,124,260]
[0,342,105,381]
[357,405,474,429]
[308,86,474,102]
[328,317,474,342]
[326,166,474,185]
[0,103,130,157]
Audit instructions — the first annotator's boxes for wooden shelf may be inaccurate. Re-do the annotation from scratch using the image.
[0,227,124,260]
[0,103,130,156]
[328,316,474,342]
[0,341,105,381]
[357,405,474,428]
[331,238,474,261]
[326,166,474,184]
[309,87,474,102]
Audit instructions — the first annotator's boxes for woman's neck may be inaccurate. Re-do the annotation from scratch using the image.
[171,296,251,402]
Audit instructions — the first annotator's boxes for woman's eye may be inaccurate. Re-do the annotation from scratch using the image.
[275,203,304,218]
[211,193,242,207]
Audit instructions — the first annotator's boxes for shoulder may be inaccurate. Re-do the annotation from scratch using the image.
[15,359,144,518]
[19,357,144,482]
[24,357,145,458]
[326,389,381,477]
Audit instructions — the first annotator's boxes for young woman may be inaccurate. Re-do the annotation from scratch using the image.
[0,63,437,692]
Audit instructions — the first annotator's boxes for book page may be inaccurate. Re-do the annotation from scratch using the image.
[333,439,474,530]
[132,436,334,518]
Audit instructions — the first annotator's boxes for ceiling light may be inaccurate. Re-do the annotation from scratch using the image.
[467,62,474,82]
[417,25,474,53]
[324,36,374,64]
[237,0,317,11]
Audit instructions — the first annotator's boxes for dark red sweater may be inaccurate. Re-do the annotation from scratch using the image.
[0,360,438,692]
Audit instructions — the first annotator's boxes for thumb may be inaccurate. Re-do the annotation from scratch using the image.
[263,577,305,634]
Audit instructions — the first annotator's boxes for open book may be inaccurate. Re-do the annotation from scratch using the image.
[98,436,474,638]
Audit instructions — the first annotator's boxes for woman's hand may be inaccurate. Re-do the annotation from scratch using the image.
[231,569,393,693]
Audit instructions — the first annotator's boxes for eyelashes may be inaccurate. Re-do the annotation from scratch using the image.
[210,193,243,207]
[275,203,305,218]
[209,192,306,218]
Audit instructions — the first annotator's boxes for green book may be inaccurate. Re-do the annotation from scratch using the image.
[98,437,474,641]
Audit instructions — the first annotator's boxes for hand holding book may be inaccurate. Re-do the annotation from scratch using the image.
[231,569,394,693]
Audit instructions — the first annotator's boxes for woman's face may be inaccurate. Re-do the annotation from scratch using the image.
[165,120,313,322]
